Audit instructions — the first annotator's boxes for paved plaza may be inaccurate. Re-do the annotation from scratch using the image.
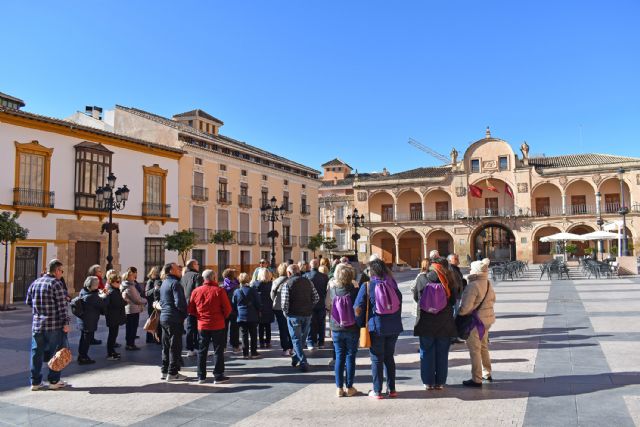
[1,270,640,426]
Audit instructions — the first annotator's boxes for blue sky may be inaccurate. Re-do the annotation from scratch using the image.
[2,1,639,173]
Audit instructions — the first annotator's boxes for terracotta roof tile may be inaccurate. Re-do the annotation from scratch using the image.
[529,153,640,169]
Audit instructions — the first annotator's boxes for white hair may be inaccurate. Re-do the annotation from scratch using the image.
[287,264,300,275]
[429,250,440,259]
[202,269,216,281]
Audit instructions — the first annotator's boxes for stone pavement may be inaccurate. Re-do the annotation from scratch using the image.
[1,270,640,426]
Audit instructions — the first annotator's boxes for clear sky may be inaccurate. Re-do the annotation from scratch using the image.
[2,1,639,174]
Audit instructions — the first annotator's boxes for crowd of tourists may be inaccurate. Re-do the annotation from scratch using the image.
[25,251,495,398]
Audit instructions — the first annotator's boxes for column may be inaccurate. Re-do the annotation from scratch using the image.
[561,193,567,216]
[421,196,426,221]
[394,238,400,266]
[423,237,428,259]
[595,192,602,217]
[394,202,398,222]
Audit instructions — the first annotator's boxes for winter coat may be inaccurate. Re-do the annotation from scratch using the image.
[305,269,329,309]
[325,280,359,333]
[145,278,162,303]
[188,281,232,330]
[354,277,404,336]
[122,280,147,315]
[104,285,127,327]
[232,286,261,323]
[270,276,288,311]
[159,274,188,325]
[77,288,106,332]
[459,272,496,327]
[412,271,457,338]
[181,268,203,303]
[448,264,466,297]
[251,280,274,324]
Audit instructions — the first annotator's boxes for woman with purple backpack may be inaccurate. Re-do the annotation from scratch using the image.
[326,263,360,398]
[412,257,458,390]
[354,257,403,399]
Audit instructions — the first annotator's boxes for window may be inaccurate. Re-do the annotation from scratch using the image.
[218,180,229,203]
[220,164,226,171]
[240,183,248,197]
[143,164,168,217]
[241,170,247,176]
[199,122,204,131]
[335,206,345,223]
[410,203,422,220]
[261,187,269,207]
[571,195,587,215]
[188,120,193,127]
[195,158,202,165]
[435,201,449,220]
[605,193,620,213]
[499,156,508,171]
[192,249,205,268]
[74,142,112,210]
[485,198,499,215]
[14,141,55,208]
[262,174,268,181]
[471,159,480,173]
[382,204,394,221]
[302,184,306,189]
[284,179,288,186]
[535,197,550,216]
[144,238,165,275]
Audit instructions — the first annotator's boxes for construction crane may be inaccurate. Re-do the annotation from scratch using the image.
[408,137,450,164]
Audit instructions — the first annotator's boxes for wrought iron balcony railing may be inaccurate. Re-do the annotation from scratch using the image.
[13,188,55,209]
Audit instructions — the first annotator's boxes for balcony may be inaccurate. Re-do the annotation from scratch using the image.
[238,195,253,208]
[282,235,297,247]
[382,212,394,222]
[191,186,209,202]
[142,203,171,217]
[237,231,256,245]
[604,202,622,214]
[300,204,311,216]
[570,204,597,215]
[283,202,293,214]
[13,188,55,209]
[217,191,232,205]
[190,228,211,244]
[299,235,310,247]
[259,233,271,246]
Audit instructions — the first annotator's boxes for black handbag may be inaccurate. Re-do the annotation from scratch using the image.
[455,281,491,339]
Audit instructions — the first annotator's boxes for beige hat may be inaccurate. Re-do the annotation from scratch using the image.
[470,258,491,274]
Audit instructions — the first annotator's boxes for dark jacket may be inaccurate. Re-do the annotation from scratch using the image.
[232,286,261,323]
[181,268,203,303]
[283,275,317,317]
[412,271,457,338]
[305,269,329,309]
[77,288,106,332]
[354,277,403,336]
[251,280,274,324]
[160,274,188,324]
[327,283,360,333]
[104,285,126,328]
[145,278,162,303]
[448,264,466,298]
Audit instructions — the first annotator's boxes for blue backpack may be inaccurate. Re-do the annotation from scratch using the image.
[331,291,356,327]
[373,277,401,315]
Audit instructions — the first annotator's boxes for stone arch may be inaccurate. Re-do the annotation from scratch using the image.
[396,189,423,221]
[368,191,396,223]
[564,179,597,215]
[424,189,453,220]
[425,228,454,258]
[467,177,516,217]
[532,225,562,263]
[470,223,516,262]
[597,177,632,212]
[369,229,397,265]
[397,229,424,268]
[531,182,563,216]
[566,223,596,257]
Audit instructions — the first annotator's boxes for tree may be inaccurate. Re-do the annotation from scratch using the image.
[307,233,324,257]
[210,230,235,251]
[164,230,197,265]
[323,237,337,258]
[0,211,29,311]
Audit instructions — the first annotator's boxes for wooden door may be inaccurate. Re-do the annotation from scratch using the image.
[536,197,550,216]
[435,201,449,220]
[485,198,498,216]
[74,241,100,293]
[240,250,250,273]
[13,247,39,301]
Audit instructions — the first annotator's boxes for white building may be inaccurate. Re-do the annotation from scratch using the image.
[0,103,183,305]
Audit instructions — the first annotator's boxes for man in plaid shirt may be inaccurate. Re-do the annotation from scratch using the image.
[25,259,70,390]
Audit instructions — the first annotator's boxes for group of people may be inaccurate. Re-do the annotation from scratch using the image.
[25,251,495,398]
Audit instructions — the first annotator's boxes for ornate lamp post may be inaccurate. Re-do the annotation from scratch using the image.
[95,172,130,271]
[618,168,630,256]
[346,208,366,256]
[261,196,285,269]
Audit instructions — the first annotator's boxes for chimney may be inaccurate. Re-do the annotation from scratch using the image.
[382,167,389,176]
[85,106,103,120]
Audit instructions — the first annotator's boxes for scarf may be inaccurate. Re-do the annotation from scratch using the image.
[432,263,451,298]
[221,277,239,293]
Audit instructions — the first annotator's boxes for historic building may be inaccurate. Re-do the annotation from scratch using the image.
[102,106,321,274]
[0,101,183,305]
[327,128,640,266]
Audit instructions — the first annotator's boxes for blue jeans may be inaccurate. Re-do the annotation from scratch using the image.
[369,333,399,393]
[307,307,326,347]
[287,315,311,366]
[419,336,451,386]
[30,329,65,385]
[333,330,359,388]
[274,310,292,351]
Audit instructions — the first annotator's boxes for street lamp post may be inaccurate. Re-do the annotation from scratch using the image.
[346,208,366,258]
[95,172,130,271]
[261,196,285,269]
[618,167,630,256]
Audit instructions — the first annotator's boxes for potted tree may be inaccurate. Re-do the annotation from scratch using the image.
[565,243,578,260]
[164,230,197,265]
[583,247,593,260]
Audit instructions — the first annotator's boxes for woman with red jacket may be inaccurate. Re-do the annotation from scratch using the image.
[187,269,232,384]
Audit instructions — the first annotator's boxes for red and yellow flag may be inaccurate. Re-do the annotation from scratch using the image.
[486,179,499,193]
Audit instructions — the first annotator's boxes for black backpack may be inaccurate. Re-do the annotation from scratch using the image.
[70,295,84,319]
